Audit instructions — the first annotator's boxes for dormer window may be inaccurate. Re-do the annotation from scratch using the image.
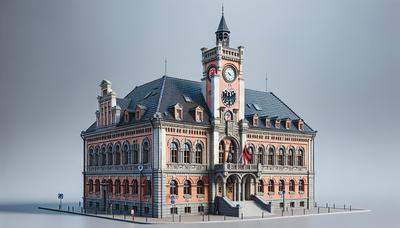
[135,104,147,121]
[176,109,183,120]
[124,111,129,123]
[265,116,271,128]
[173,103,183,120]
[135,110,140,120]
[252,114,258,127]
[275,119,281,129]
[285,119,291,129]
[102,89,107,96]
[298,119,304,131]
[195,106,203,122]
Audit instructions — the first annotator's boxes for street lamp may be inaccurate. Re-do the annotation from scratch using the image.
[282,190,285,212]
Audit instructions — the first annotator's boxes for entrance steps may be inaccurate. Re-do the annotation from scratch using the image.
[216,196,271,217]
[232,200,269,217]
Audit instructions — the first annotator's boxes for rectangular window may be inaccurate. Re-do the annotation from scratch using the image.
[144,207,150,214]
[280,202,284,208]
[184,207,191,214]
[290,202,295,208]
[184,151,190,163]
[300,201,305,207]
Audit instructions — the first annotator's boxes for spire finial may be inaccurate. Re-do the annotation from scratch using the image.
[222,3,224,16]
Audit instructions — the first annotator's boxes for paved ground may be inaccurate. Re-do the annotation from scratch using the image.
[39,205,368,224]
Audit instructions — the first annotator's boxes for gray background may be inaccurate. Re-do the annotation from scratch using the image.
[0,0,399,207]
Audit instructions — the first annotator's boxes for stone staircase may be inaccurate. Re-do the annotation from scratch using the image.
[232,200,269,217]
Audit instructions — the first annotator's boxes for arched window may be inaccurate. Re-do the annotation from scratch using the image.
[279,180,285,192]
[123,143,129,165]
[132,141,139,164]
[144,180,151,196]
[268,180,275,193]
[268,147,275,165]
[278,148,285,166]
[93,149,99,166]
[115,179,121,194]
[170,142,178,163]
[288,148,294,166]
[228,143,236,163]
[258,147,264,165]
[95,179,100,193]
[183,180,191,195]
[123,179,129,194]
[88,179,94,193]
[183,143,190,163]
[299,180,305,192]
[195,144,203,164]
[258,180,264,193]
[219,141,224,164]
[108,179,113,193]
[101,147,106,165]
[89,149,94,166]
[107,145,113,165]
[297,149,304,166]
[248,146,255,164]
[115,144,121,165]
[132,180,138,195]
[142,141,149,164]
[289,180,295,192]
[170,180,178,195]
[197,180,204,194]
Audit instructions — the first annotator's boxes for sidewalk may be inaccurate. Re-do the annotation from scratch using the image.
[38,205,370,224]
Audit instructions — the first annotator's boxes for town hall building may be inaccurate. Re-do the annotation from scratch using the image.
[81,11,316,218]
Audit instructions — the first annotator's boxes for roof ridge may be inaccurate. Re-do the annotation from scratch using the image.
[124,76,164,99]
[156,76,167,113]
[164,75,200,84]
[269,92,301,119]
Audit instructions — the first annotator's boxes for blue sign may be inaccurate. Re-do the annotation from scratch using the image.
[170,195,176,204]
[58,193,64,199]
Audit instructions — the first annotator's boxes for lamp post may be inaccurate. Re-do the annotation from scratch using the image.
[282,190,285,212]
[138,165,143,216]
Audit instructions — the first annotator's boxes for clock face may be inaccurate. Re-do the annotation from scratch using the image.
[208,67,216,77]
[221,89,236,107]
[223,66,236,82]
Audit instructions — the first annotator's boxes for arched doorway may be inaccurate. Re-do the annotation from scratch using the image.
[242,174,257,200]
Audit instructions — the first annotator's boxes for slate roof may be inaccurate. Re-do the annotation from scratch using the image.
[244,89,314,132]
[85,76,314,134]
[216,15,230,33]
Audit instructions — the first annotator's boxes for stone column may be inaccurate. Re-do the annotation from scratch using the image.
[222,178,227,197]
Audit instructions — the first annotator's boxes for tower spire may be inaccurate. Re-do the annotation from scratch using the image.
[215,6,230,47]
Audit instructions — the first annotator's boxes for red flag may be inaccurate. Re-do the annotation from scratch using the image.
[242,144,251,164]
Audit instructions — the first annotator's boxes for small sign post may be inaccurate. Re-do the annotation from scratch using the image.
[58,193,64,210]
[170,195,176,221]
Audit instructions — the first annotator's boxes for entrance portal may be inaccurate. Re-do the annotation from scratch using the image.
[242,174,256,200]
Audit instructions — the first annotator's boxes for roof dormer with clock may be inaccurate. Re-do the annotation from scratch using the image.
[201,10,245,123]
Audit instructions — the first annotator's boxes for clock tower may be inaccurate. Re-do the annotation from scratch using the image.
[201,10,245,123]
